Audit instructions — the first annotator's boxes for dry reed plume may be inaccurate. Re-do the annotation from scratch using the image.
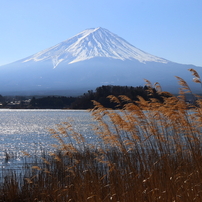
[1,69,202,201]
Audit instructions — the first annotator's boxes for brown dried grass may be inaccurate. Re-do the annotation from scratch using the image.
[1,69,202,201]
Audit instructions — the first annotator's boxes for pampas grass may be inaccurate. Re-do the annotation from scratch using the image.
[1,69,202,201]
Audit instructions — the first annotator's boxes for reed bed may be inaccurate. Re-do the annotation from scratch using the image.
[1,69,202,201]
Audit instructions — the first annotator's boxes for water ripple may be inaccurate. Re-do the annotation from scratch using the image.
[0,109,96,159]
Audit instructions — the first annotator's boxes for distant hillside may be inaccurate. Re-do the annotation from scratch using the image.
[26,85,171,109]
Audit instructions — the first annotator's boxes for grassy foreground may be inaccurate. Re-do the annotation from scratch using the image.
[1,69,202,201]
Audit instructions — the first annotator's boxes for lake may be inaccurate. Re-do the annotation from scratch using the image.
[0,109,97,161]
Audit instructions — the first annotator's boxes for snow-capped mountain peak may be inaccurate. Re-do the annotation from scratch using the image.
[23,27,168,68]
[1,27,202,96]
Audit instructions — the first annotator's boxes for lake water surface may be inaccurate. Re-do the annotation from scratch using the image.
[0,109,97,160]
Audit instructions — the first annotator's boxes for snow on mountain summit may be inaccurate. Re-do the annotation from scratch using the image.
[23,27,168,68]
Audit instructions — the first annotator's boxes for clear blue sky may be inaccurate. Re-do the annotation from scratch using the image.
[0,0,201,66]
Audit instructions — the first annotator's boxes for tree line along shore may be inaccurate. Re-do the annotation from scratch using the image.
[0,85,174,109]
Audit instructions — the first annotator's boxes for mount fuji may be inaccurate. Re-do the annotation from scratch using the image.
[0,27,201,95]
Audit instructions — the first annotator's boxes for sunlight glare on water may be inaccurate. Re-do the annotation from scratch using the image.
[0,109,96,159]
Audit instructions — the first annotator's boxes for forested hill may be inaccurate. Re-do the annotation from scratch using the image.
[28,85,168,109]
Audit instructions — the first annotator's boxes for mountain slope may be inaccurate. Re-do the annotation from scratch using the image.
[21,27,168,68]
[0,27,201,96]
